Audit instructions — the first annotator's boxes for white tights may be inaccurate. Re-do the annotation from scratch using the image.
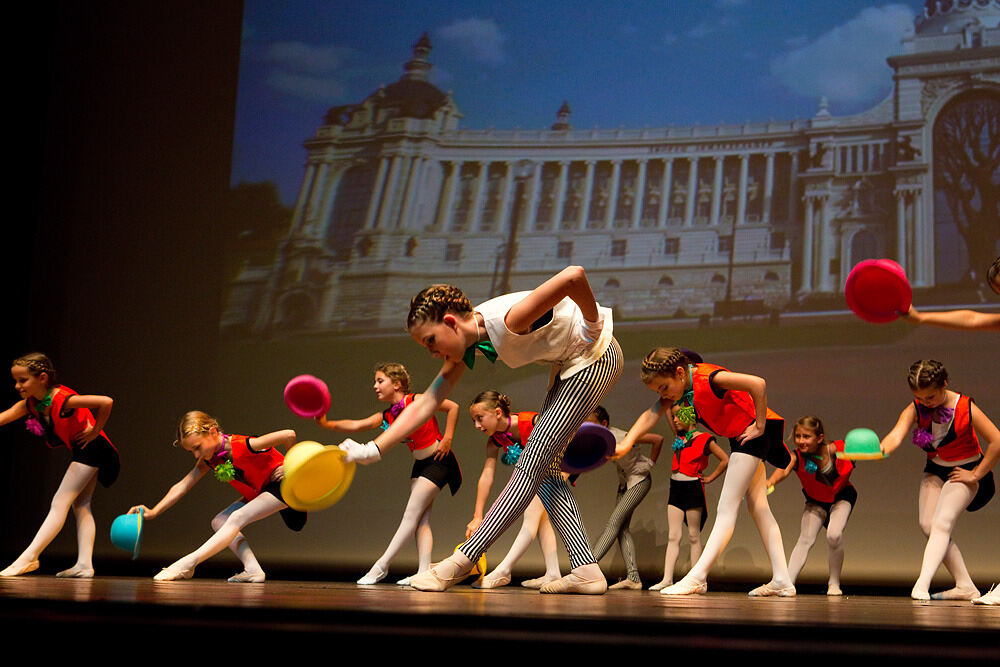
[657,504,703,586]
[1,462,99,576]
[682,453,791,587]
[787,501,851,590]
[371,476,441,574]
[912,473,977,596]
[486,494,560,579]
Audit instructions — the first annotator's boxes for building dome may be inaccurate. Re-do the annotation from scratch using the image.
[916,0,1000,35]
[372,32,448,119]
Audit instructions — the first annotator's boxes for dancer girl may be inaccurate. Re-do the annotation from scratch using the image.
[0,353,120,578]
[129,411,304,582]
[465,390,561,589]
[315,362,460,585]
[339,266,622,594]
[765,416,856,596]
[616,348,793,596]
[878,360,999,601]
[587,406,664,590]
[641,404,728,590]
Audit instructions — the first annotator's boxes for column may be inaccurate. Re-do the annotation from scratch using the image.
[737,154,748,225]
[658,158,673,228]
[316,164,347,237]
[605,160,621,228]
[290,162,317,233]
[801,197,814,292]
[363,157,389,230]
[524,162,541,231]
[468,161,489,232]
[895,190,907,274]
[684,157,697,227]
[552,161,569,231]
[818,195,833,292]
[397,156,425,230]
[709,156,723,225]
[434,160,462,230]
[579,160,595,229]
[376,155,403,229]
[787,151,799,225]
[631,159,647,229]
[763,152,775,224]
[496,161,516,233]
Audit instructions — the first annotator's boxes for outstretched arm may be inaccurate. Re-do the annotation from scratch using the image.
[129,462,208,519]
[342,361,466,463]
[765,449,796,489]
[903,305,1000,332]
[467,445,500,538]
[880,403,917,457]
[315,413,382,433]
[610,398,666,460]
[0,400,28,428]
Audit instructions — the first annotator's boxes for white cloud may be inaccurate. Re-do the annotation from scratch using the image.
[437,18,507,65]
[266,71,346,102]
[265,41,354,75]
[769,5,914,105]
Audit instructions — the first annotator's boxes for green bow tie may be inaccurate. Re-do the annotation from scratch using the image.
[463,341,498,369]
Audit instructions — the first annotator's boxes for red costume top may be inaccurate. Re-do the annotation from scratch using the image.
[794,442,854,503]
[690,363,781,437]
[211,434,283,501]
[26,385,113,450]
[913,395,982,462]
[672,432,713,477]
[490,412,537,451]
[382,394,442,452]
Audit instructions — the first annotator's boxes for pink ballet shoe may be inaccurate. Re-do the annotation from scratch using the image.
[930,586,979,601]
[0,560,40,577]
[521,575,559,589]
[608,578,642,591]
[660,578,708,596]
[154,564,195,581]
[408,556,473,592]
[748,581,796,597]
[539,572,607,595]
[228,571,266,583]
[472,572,511,589]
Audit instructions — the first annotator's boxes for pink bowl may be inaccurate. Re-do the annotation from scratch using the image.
[845,259,912,323]
[284,375,331,418]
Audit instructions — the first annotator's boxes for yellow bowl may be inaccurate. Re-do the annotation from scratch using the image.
[280,441,356,512]
[454,542,487,579]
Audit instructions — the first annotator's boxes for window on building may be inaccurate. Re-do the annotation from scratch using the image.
[444,243,462,262]
[664,237,679,255]
[557,241,573,259]
[611,239,627,257]
[718,235,733,253]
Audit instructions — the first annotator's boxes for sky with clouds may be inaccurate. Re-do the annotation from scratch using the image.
[232,1,925,204]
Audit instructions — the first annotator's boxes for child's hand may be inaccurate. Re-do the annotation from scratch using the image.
[736,422,764,444]
[340,439,381,464]
[129,505,154,519]
[269,465,285,483]
[465,516,482,539]
[947,467,978,485]
[315,415,333,429]
[73,426,99,446]
[434,438,452,460]
[607,442,630,461]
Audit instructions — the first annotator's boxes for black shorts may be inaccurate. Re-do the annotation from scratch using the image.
[259,480,308,532]
[728,418,790,469]
[803,484,858,528]
[71,435,120,488]
[923,458,995,512]
[668,478,708,530]
[411,450,462,496]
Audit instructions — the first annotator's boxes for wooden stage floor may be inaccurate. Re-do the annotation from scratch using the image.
[1,575,996,661]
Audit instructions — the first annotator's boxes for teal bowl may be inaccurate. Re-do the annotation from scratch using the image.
[110,510,143,559]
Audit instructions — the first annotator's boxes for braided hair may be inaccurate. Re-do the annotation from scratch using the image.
[374,362,411,393]
[12,352,58,387]
[407,284,473,329]
[639,347,690,384]
[907,359,948,391]
[470,389,511,416]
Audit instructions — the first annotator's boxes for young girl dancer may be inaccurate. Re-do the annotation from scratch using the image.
[878,360,999,601]
[466,390,561,589]
[765,416,856,596]
[129,411,304,582]
[0,353,120,578]
[587,406,664,590]
[339,266,622,594]
[315,362,460,585]
[644,404,728,591]
[615,348,793,596]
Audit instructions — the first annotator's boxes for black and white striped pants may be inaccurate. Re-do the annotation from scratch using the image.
[591,474,652,581]
[461,338,623,569]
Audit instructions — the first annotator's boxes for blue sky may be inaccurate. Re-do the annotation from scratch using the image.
[231,1,924,205]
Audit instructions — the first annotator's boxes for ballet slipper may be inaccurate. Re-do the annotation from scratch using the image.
[521,574,559,589]
[408,555,473,592]
[539,572,607,595]
[648,579,672,591]
[154,564,195,581]
[972,584,999,606]
[826,584,843,596]
[472,571,511,589]
[660,578,708,596]
[356,564,387,585]
[228,570,266,583]
[931,585,980,601]
[56,565,94,578]
[395,575,414,586]
[910,586,930,601]
[0,560,40,577]
[748,581,796,597]
[608,578,642,591]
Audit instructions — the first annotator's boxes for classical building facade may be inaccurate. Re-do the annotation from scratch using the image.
[224,1,1000,335]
